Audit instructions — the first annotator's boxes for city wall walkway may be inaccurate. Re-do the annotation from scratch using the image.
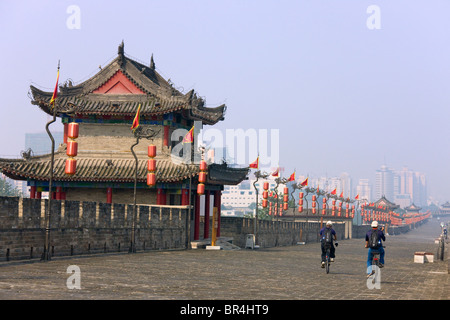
[0,218,448,301]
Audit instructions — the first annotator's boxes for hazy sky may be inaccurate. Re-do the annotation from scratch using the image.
[0,1,449,202]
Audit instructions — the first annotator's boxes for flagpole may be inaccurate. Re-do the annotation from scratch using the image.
[42,60,59,261]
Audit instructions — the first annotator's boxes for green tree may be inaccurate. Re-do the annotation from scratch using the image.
[0,177,22,197]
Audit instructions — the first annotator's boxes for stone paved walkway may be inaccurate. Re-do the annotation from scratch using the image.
[0,218,448,302]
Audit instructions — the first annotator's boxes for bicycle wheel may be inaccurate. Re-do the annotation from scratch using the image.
[325,248,331,274]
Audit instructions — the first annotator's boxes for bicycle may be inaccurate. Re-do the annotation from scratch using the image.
[322,241,338,274]
[367,246,384,282]
[324,244,332,274]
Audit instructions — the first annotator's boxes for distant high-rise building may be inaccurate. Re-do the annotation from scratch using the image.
[375,165,395,201]
[394,167,427,208]
[340,172,352,199]
[25,132,64,156]
[356,179,372,202]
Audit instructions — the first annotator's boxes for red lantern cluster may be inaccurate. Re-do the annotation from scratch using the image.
[262,182,269,208]
[283,187,289,211]
[65,122,79,176]
[147,144,156,187]
[332,200,336,216]
[311,195,317,214]
[338,201,343,217]
[197,160,207,195]
[298,192,303,213]
[322,198,327,215]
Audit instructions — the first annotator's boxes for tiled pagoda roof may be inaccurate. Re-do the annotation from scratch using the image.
[29,42,226,125]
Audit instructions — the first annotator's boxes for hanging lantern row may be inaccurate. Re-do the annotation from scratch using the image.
[147,144,156,187]
[322,198,326,215]
[311,194,316,214]
[283,187,289,211]
[197,160,207,195]
[65,122,79,176]
[262,182,269,208]
[298,192,304,213]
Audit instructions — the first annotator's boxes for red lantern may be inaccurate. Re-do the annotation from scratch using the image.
[199,160,207,171]
[283,203,288,210]
[283,187,288,194]
[283,195,289,202]
[66,141,78,157]
[198,171,207,183]
[148,145,157,158]
[263,182,269,190]
[197,183,205,195]
[147,172,156,186]
[67,122,79,139]
[65,158,76,176]
[298,206,303,213]
[263,191,268,199]
[299,199,303,205]
[262,199,268,208]
[147,159,156,172]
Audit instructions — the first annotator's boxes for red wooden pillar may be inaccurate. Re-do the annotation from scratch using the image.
[30,186,36,199]
[163,125,169,147]
[63,123,68,144]
[181,188,189,205]
[194,194,200,240]
[61,191,66,200]
[36,191,42,199]
[204,190,210,239]
[56,187,62,200]
[214,190,222,237]
[106,187,112,204]
[157,188,167,205]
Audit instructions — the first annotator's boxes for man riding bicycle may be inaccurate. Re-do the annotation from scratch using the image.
[365,221,386,273]
[320,221,338,268]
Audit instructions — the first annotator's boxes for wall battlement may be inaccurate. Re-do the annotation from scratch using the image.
[0,196,188,261]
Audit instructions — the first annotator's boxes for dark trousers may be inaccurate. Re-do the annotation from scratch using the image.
[321,242,335,262]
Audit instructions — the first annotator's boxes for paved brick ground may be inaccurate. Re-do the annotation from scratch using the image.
[0,218,448,301]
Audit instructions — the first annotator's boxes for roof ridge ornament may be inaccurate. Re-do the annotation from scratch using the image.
[150,54,155,70]
[118,40,125,66]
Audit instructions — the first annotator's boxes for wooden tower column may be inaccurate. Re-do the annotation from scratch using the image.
[194,194,201,240]
[204,190,210,239]
[214,190,222,237]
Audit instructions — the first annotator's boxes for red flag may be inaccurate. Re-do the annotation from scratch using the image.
[271,168,279,177]
[339,192,343,198]
[249,157,259,169]
[288,172,295,181]
[131,104,141,131]
[50,62,60,107]
[330,188,337,195]
[300,178,308,186]
[182,126,194,143]
[355,194,359,200]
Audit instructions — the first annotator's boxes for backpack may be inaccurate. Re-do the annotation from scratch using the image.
[368,229,380,249]
[324,228,333,244]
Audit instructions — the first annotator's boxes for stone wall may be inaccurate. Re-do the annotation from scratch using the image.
[218,217,348,248]
[0,196,188,261]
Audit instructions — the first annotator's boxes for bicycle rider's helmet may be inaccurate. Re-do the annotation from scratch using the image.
[371,221,378,228]
[326,221,332,227]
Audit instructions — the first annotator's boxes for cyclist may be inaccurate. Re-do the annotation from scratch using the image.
[365,221,386,273]
[320,221,338,268]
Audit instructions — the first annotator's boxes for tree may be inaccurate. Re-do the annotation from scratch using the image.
[0,177,22,197]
